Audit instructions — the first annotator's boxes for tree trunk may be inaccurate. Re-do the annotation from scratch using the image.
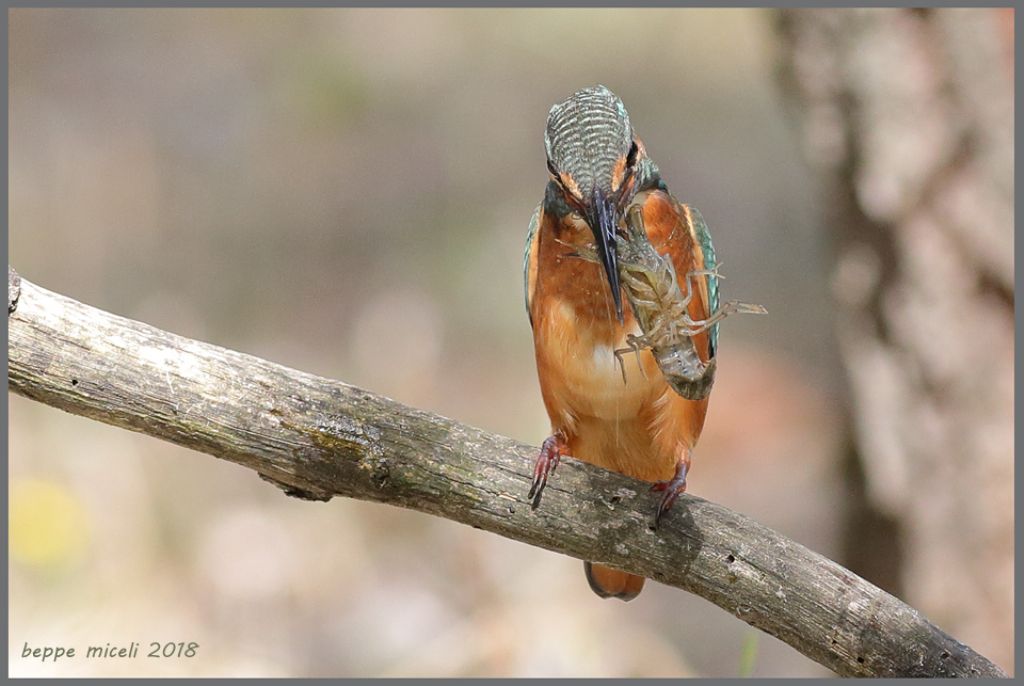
[777,8,1014,672]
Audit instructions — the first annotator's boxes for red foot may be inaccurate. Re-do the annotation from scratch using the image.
[650,458,689,527]
[529,432,569,507]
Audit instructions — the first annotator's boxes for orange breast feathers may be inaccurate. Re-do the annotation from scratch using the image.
[525,190,712,483]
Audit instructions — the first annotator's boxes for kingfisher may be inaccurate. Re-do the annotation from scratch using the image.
[524,85,719,601]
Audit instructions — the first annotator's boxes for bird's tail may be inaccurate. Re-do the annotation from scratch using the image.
[584,562,645,601]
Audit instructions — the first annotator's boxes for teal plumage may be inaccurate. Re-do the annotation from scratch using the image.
[688,207,720,357]
[523,203,540,324]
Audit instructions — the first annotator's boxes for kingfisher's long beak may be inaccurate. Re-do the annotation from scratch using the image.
[586,188,624,322]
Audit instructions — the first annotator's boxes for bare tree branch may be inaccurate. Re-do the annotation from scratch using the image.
[6,266,1006,678]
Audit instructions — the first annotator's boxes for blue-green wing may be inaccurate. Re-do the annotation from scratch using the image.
[523,204,541,326]
[687,206,720,357]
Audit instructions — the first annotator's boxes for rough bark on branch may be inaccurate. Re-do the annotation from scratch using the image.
[6,267,1005,678]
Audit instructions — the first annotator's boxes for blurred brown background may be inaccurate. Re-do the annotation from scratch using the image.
[8,8,1011,677]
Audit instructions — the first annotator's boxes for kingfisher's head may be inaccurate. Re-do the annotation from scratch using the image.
[544,85,645,321]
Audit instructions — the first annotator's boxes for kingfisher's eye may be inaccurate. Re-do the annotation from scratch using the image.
[626,141,639,168]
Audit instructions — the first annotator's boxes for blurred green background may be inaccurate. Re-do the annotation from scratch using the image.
[10,8,899,677]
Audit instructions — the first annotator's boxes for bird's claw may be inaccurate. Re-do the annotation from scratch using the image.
[529,432,568,508]
[650,459,689,528]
